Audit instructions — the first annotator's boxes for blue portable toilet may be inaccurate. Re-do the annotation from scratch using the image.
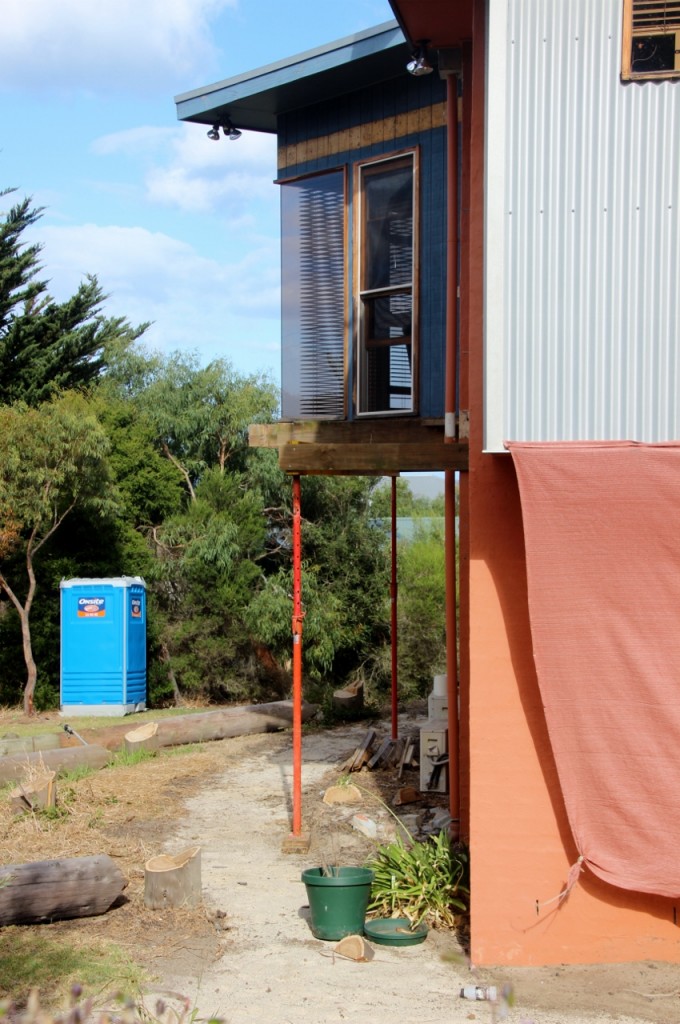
[60,577,147,716]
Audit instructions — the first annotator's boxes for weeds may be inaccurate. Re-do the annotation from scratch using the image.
[366,830,469,929]
[0,931,145,1009]
[0,986,223,1024]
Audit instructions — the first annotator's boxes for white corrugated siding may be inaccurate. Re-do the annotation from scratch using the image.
[485,0,680,450]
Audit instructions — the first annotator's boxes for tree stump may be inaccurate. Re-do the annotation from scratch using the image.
[9,771,56,814]
[144,846,202,909]
[0,855,127,925]
[124,721,159,755]
[332,678,364,714]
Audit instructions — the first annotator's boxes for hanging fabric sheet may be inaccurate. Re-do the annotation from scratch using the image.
[507,441,680,897]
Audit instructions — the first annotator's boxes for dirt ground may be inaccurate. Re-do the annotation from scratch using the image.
[2,707,680,1024]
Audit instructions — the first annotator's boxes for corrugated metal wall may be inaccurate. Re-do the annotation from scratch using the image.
[485,0,680,450]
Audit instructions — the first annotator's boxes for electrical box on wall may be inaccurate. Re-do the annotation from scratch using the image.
[419,726,448,793]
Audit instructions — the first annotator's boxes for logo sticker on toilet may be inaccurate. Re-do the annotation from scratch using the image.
[78,597,106,617]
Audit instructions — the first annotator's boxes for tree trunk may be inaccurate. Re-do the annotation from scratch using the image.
[0,744,112,785]
[144,846,201,909]
[159,643,184,706]
[251,642,292,698]
[0,854,127,925]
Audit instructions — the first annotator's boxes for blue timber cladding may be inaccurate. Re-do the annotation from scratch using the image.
[278,73,447,419]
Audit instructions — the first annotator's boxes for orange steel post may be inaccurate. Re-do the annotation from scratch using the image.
[445,72,461,826]
[291,474,303,835]
[391,475,399,740]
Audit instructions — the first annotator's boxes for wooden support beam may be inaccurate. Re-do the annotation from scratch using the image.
[249,418,447,448]
[278,441,468,475]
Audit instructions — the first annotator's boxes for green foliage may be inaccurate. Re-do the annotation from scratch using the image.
[245,475,390,692]
[137,351,278,498]
[0,393,119,710]
[395,520,447,698]
[369,477,446,518]
[366,832,469,928]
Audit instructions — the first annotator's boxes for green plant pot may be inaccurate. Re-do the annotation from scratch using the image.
[301,866,374,940]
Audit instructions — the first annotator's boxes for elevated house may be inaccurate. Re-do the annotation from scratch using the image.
[177,0,680,967]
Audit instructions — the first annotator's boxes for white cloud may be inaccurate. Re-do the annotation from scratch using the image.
[0,0,236,93]
[92,122,279,214]
[38,222,281,373]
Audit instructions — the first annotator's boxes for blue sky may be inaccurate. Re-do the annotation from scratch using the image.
[0,0,394,384]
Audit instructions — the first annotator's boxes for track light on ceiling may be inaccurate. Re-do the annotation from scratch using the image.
[206,119,242,142]
[406,41,433,76]
[223,121,242,141]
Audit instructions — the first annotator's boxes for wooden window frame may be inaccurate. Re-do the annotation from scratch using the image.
[622,0,680,80]
[353,148,420,418]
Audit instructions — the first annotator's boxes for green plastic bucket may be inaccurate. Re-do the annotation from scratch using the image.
[301,866,374,940]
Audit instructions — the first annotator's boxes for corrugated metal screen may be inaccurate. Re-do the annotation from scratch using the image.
[485,0,680,450]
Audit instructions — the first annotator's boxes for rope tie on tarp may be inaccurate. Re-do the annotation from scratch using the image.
[535,855,584,915]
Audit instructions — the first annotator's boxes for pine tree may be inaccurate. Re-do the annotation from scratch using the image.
[0,189,147,405]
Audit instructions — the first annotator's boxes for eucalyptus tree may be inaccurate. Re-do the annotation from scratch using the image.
[0,393,116,713]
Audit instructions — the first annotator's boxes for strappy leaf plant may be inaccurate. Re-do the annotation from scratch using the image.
[366,830,469,929]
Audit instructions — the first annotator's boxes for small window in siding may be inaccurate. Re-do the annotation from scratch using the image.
[280,170,346,420]
[622,0,680,79]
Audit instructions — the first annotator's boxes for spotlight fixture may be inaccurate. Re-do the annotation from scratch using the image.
[223,121,242,141]
[206,123,220,141]
[406,41,433,76]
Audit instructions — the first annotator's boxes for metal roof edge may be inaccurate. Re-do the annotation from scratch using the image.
[174,20,404,127]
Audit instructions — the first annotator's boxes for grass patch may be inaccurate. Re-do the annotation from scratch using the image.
[0,928,146,1009]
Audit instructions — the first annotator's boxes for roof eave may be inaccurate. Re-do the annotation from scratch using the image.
[175,20,408,134]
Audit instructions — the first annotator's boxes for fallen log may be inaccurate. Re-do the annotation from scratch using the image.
[62,700,318,751]
[0,745,112,786]
[144,846,201,909]
[0,734,62,757]
[153,700,317,747]
[0,854,127,925]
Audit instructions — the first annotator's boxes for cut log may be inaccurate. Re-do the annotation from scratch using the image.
[144,846,201,909]
[0,854,127,925]
[10,772,56,814]
[0,745,112,786]
[332,678,364,714]
[124,721,159,755]
[63,700,318,751]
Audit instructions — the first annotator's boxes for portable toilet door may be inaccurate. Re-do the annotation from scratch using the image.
[60,577,147,716]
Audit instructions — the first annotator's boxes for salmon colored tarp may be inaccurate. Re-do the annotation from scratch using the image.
[507,441,680,897]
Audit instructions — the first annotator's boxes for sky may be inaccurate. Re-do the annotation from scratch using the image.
[0,0,395,385]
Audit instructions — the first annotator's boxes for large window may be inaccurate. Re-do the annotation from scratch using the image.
[622,0,680,79]
[356,153,418,415]
[280,170,346,419]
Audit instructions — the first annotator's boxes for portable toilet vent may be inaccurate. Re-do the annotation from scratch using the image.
[60,576,147,716]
